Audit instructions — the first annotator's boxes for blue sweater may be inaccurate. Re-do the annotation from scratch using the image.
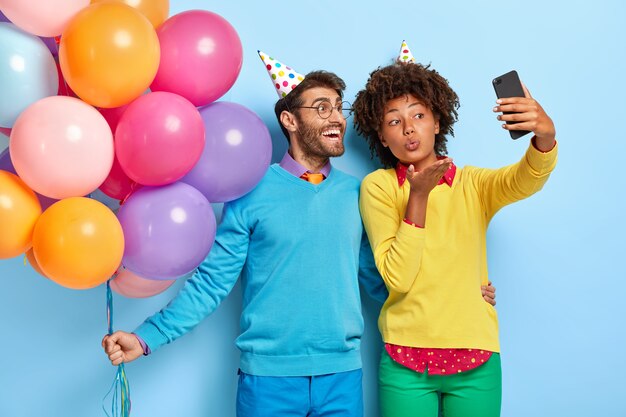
[135,164,386,376]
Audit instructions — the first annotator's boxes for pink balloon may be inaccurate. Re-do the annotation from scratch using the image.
[110,267,176,298]
[115,92,204,186]
[0,0,90,37]
[150,10,242,107]
[9,96,114,199]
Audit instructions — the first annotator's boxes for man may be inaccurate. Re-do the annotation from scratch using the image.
[103,52,496,417]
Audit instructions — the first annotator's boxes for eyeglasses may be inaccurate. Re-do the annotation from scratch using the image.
[295,100,353,119]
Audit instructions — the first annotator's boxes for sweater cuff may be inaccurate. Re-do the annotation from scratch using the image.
[134,320,169,353]
[133,333,151,355]
[397,219,426,241]
[526,139,558,172]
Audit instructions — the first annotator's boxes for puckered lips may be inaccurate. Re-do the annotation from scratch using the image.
[406,140,420,151]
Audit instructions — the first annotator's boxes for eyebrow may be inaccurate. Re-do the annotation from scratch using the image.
[385,100,426,115]
[310,97,342,105]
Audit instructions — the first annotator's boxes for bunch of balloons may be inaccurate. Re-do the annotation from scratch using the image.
[0,1,273,296]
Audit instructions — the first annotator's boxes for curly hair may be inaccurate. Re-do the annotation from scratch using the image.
[352,62,460,167]
[274,70,346,142]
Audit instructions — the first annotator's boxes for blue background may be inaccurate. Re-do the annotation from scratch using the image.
[1,1,625,416]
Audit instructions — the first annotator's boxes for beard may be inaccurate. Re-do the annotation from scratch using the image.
[296,117,345,159]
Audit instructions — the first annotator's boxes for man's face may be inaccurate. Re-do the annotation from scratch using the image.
[292,87,346,158]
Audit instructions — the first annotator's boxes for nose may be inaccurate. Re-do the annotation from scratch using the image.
[328,106,345,124]
[404,123,414,136]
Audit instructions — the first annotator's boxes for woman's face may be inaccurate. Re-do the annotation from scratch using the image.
[379,94,440,168]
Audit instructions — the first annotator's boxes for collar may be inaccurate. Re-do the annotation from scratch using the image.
[279,151,332,178]
[395,157,456,187]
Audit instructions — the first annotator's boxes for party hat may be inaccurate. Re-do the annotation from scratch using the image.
[398,40,416,64]
[258,50,305,98]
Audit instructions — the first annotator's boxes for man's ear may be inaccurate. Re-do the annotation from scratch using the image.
[280,110,298,133]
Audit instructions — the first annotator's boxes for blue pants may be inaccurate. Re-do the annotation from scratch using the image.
[236,369,363,417]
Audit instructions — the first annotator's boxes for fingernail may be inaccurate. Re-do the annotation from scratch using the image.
[493,106,498,112]
[497,115,501,120]
[502,124,507,129]
[496,99,502,104]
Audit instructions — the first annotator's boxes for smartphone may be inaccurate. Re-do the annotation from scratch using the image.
[492,70,531,140]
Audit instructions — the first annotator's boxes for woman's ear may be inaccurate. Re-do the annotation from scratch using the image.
[435,119,440,135]
[280,110,298,133]
[378,132,388,148]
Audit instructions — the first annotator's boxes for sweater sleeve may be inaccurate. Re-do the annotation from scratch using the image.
[357,227,388,304]
[134,200,251,352]
[359,173,426,294]
[472,140,558,220]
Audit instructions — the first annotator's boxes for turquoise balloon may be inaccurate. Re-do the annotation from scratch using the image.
[0,22,58,128]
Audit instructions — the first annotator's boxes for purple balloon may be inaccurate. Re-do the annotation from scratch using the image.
[117,182,216,280]
[181,102,272,203]
[0,148,57,209]
[0,148,15,173]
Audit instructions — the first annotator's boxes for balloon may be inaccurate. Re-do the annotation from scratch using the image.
[91,0,169,28]
[97,104,129,132]
[59,2,160,108]
[0,0,89,37]
[0,171,42,259]
[41,36,59,57]
[32,197,124,289]
[150,10,242,107]
[115,92,205,186]
[0,23,58,128]
[0,148,59,209]
[10,96,114,199]
[98,154,137,200]
[26,248,48,278]
[182,102,272,203]
[110,267,176,298]
[0,148,14,173]
[117,182,216,280]
[55,61,75,97]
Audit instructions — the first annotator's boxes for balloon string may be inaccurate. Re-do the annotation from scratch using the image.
[103,280,132,417]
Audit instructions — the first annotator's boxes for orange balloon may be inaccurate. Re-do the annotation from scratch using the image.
[32,197,124,289]
[0,171,42,259]
[26,248,48,278]
[91,0,169,28]
[59,2,160,108]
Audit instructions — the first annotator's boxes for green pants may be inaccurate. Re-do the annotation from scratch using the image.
[379,350,502,417]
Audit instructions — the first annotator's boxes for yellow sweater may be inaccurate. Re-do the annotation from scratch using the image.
[359,143,558,352]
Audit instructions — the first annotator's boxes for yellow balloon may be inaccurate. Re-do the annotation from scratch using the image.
[91,0,169,28]
[59,2,160,108]
[32,197,124,289]
[0,171,41,259]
